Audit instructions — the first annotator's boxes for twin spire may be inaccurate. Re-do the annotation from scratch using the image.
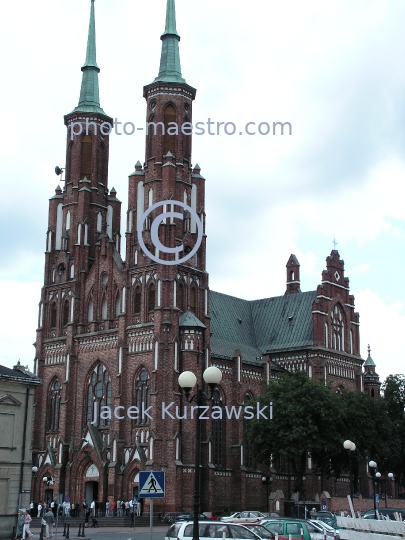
[73,0,186,115]
[154,0,186,83]
[73,0,105,115]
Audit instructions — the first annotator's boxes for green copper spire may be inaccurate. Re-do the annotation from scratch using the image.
[153,0,186,84]
[73,0,106,114]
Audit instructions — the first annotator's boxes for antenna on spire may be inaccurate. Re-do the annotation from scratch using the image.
[367,344,371,356]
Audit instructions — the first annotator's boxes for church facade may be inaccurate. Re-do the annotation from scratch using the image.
[31,0,379,513]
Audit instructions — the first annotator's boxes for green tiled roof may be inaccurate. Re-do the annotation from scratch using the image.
[71,0,106,115]
[210,290,317,365]
[153,0,186,84]
[364,353,376,367]
[179,311,206,328]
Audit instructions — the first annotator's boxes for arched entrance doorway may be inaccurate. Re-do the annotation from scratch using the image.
[44,488,54,505]
[85,482,98,505]
[84,463,100,505]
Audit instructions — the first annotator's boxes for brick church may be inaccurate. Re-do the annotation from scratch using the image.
[31,0,381,513]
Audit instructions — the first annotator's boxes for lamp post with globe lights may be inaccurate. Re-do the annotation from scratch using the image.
[369,461,380,519]
[178,366,223,540]
[343,440,356,501]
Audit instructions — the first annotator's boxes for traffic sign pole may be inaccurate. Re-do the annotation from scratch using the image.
[150,499,153,540]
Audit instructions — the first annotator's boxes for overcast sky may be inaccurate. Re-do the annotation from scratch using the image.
[0,0,404,382]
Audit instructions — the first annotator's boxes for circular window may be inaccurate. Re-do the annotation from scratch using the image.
[94,381,105,398]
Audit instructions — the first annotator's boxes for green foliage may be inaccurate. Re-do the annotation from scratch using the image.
[245,371,400,483]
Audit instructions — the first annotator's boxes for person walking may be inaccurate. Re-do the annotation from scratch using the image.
[22,510,34,539]
[82,501,87,518]
[105,500,110,517]
[116,500,121,517]
[110,500,116,517]
[44,508,55,538]
[125,500,130,516]
[29,502,34,517]
[90,500,95,517]
[15,510,24,539]
[37,503,42,518]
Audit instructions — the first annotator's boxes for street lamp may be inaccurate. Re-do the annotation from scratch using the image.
[178,366,222,540]
[261,476,272,513]
[383,473,394,507]
[343,440,356,501]
[369,461,379,519]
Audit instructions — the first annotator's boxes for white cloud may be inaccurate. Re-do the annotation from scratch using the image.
[354,288,405,382]
[0,281,42,370]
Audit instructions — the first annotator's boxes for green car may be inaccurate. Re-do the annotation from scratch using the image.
[262,520,312,540]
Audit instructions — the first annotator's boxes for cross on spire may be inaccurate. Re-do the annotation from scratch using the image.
[332,238,338,249]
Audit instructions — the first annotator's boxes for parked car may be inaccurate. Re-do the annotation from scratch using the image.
[221,511,267,523]
[362,507,405,520]
[238,523,275,539]
[165,521,265,540]
[262,519,333,540]
[316,511,335,520]
[309,519,340,539]
[262,520,311,540]
[176,512,208,521]
[204,512,223,521]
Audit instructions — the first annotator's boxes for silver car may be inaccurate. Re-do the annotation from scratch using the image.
[220,512,267,523]
[165,521,264,540]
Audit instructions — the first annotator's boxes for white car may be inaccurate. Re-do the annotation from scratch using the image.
[165,520,266,540]
[220,512,266,523]
[309,520,340,540]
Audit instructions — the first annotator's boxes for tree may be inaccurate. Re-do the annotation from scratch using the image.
[245,371,343,498]
[381,375,405,493]
[245,371,395,498]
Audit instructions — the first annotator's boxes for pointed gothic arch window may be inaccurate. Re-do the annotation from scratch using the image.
[190,288,196,313]
[48,379,61,431]
[324,322,329,348]
[331,304,344,351]
[212,389,226,467]
[243,394,255,468]
[88,297,94,322]
[115,291,121,317]
[134,286,141,315]
[50,302,57,328]
[80,135,92,179]
[163,104,176,155]
[86,364,111,427]
[148,284,155,312]
[177,283,184,311]
[135,369,150,425]
[63,299,69,326]
[102,295,107,320]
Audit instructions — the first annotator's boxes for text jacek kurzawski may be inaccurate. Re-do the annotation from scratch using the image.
[91,402,273,423]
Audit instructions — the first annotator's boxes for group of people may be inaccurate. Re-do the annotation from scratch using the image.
[15,508,55,539]
[27,500,82,518]
[15,497,143,538]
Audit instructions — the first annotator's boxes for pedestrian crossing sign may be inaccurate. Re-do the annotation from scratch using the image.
[138,471,165,498]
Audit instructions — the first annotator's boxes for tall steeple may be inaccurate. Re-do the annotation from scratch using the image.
[73,0,106,114]
[153,0,186,83]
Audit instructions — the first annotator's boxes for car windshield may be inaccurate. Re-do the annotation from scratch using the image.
[244,525,273,538]
[166,523,181,538]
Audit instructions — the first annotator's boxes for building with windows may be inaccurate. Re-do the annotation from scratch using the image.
[31,0,378,513]
[0,363,40,539]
